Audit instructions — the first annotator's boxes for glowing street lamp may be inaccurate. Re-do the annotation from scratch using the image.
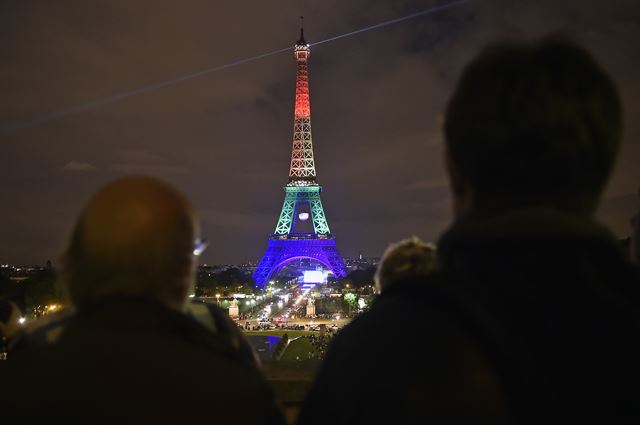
[215,293,220,304]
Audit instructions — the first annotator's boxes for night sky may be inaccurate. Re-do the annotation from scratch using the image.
[1,0,639,266]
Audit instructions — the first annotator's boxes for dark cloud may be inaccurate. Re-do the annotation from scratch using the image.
[1,0,639,265]
[63,161,95,172]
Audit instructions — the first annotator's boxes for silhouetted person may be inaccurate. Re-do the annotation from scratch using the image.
[298,38,640,425]
[374,237,436,293]
[631,188,640,265]
[1,176,283,424]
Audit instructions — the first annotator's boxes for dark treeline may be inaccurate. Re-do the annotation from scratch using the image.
[195,267,257,296]
[341,266,376,288]
[0,268,63,314]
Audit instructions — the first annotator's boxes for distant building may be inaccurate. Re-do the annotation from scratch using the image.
[0,263,46,282]
[344,256,379,271]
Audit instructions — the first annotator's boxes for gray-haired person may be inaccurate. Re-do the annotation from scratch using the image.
[375,237,436,293]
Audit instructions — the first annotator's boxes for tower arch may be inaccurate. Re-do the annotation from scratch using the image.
[263,255,334,284]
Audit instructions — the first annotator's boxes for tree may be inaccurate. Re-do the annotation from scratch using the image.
[23,269,63,311]
[196,267,255,296]
[344,293,358,314]
[216,268,245,286]
[315,297,344,315]
[341,267,376,288]
[196,271,218,296]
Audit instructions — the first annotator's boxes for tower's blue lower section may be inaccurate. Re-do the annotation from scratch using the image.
[254,236,347,287]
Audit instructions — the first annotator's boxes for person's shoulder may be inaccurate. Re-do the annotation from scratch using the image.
[331,274,471,354]
[186,300,259,366]
[303,274,510,424]
[367,273,456,322]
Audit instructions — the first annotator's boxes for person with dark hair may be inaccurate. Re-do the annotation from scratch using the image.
[1,176,283,424]
[630,188,640,265]
[298,38,640,424]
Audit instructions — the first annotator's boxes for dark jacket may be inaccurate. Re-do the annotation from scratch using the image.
[297,208,640,424]
[1,297,284,425]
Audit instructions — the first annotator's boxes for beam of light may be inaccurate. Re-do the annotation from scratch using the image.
[0,46,292,135]
[311,0,473,48]
[0,0,475,135]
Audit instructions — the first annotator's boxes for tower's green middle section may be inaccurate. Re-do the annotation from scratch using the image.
[274,185,331,236]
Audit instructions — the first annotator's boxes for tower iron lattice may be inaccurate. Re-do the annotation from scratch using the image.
[254,22,347,287]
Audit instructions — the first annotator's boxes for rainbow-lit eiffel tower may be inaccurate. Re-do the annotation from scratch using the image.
[254,22,347,287]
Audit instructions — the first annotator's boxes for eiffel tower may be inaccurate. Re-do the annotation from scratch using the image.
[253,22,347,287]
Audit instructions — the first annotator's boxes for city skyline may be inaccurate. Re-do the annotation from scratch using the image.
[1,0,639,265]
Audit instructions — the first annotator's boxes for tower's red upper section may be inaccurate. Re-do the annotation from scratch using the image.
[288,24,317,183]
[294,43,311,119]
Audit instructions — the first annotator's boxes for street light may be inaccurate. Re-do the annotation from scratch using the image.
[215,293,220,304]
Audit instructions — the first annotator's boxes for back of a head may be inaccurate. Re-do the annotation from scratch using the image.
[444,38,622,213]
[375,237,437,293]
[62,176,196,309]
[631,187,640,265]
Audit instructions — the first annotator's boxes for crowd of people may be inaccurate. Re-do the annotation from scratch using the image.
[2,37,640,424]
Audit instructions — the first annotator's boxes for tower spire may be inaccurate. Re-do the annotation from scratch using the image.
[289,22,315,184]
[298,16,306,45]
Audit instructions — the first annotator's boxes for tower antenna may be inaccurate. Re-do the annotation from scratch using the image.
[298,15,307,45]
